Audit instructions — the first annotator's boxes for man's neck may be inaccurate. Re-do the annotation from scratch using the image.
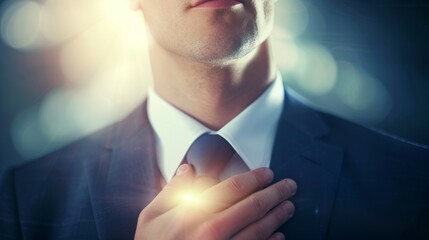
[149,40,276,130]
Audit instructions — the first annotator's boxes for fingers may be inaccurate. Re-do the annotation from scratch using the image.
[176,176,220,212]
[212,178,297,237]
[200,167,274,212]
[269,232,286,240]
[193,176,220,192]
[232,201,294,240]
[144,164,194,213]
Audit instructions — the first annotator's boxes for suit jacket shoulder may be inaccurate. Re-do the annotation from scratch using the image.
[272,94,429,239]
[0,103,158,240]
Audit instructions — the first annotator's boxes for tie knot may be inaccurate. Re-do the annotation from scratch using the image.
[186,133,235,178]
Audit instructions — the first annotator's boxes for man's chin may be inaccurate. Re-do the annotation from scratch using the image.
[192,29,255,57]
[184,42,258,65]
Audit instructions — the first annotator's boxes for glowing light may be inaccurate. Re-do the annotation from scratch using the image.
[292,42,338,96]
[275,0,310,38]
[59,20,119,83]
[271,33,299,73]
[10,0,151,159]
[0,0,42,50]
[40,0,102,43]
[11,60,150,159]
[181,193,200,204]
[11,107,49,159]
[335,61,392,122]
[176,190,205,208]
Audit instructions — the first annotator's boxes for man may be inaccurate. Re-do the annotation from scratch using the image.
[1,0,429,239]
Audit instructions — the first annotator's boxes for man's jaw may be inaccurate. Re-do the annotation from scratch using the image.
[190,0,244,9]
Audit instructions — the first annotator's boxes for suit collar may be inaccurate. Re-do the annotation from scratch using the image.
[271,88,343,240]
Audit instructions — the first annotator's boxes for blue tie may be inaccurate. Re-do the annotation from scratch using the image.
[185,133,236,178]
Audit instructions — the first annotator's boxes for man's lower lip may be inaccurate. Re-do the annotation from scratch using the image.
[193,0,242,8]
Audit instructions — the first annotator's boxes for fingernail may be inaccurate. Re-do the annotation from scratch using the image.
[176,164,188,176]
[261,168,274,181]
[283,201,295,216]
[272,232,285,240]
[285,179,297,195]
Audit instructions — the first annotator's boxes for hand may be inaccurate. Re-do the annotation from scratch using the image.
[134,164,297,240]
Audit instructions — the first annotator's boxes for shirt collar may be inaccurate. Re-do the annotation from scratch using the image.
[148,73,285,181]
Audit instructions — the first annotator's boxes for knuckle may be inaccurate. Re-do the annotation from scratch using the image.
[199,221,221,240]
[253,170,267,186]
[249,195,266,213]
[286,201,295,216]
[275,184,289,200]
[229,176,245,193]
[138,206,158,223]
[138,209,151,224]
[285,179,297,195]
[251,225,268,240]
[280,179,297,198]
[273,207,287,225]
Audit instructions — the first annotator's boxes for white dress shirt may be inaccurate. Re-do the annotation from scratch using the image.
[147,74,285,182]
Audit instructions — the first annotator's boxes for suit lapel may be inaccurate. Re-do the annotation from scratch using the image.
[87,102,163,240]
[271,91,343,240]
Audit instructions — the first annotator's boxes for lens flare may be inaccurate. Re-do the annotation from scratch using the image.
[176,190,205,207]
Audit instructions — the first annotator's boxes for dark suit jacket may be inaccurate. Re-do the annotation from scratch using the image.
[1,90,429,240]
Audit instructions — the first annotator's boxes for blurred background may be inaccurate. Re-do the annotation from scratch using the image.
[1,0,428,174]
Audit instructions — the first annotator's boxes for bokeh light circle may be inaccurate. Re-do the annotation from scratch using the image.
[0,0,42,49]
